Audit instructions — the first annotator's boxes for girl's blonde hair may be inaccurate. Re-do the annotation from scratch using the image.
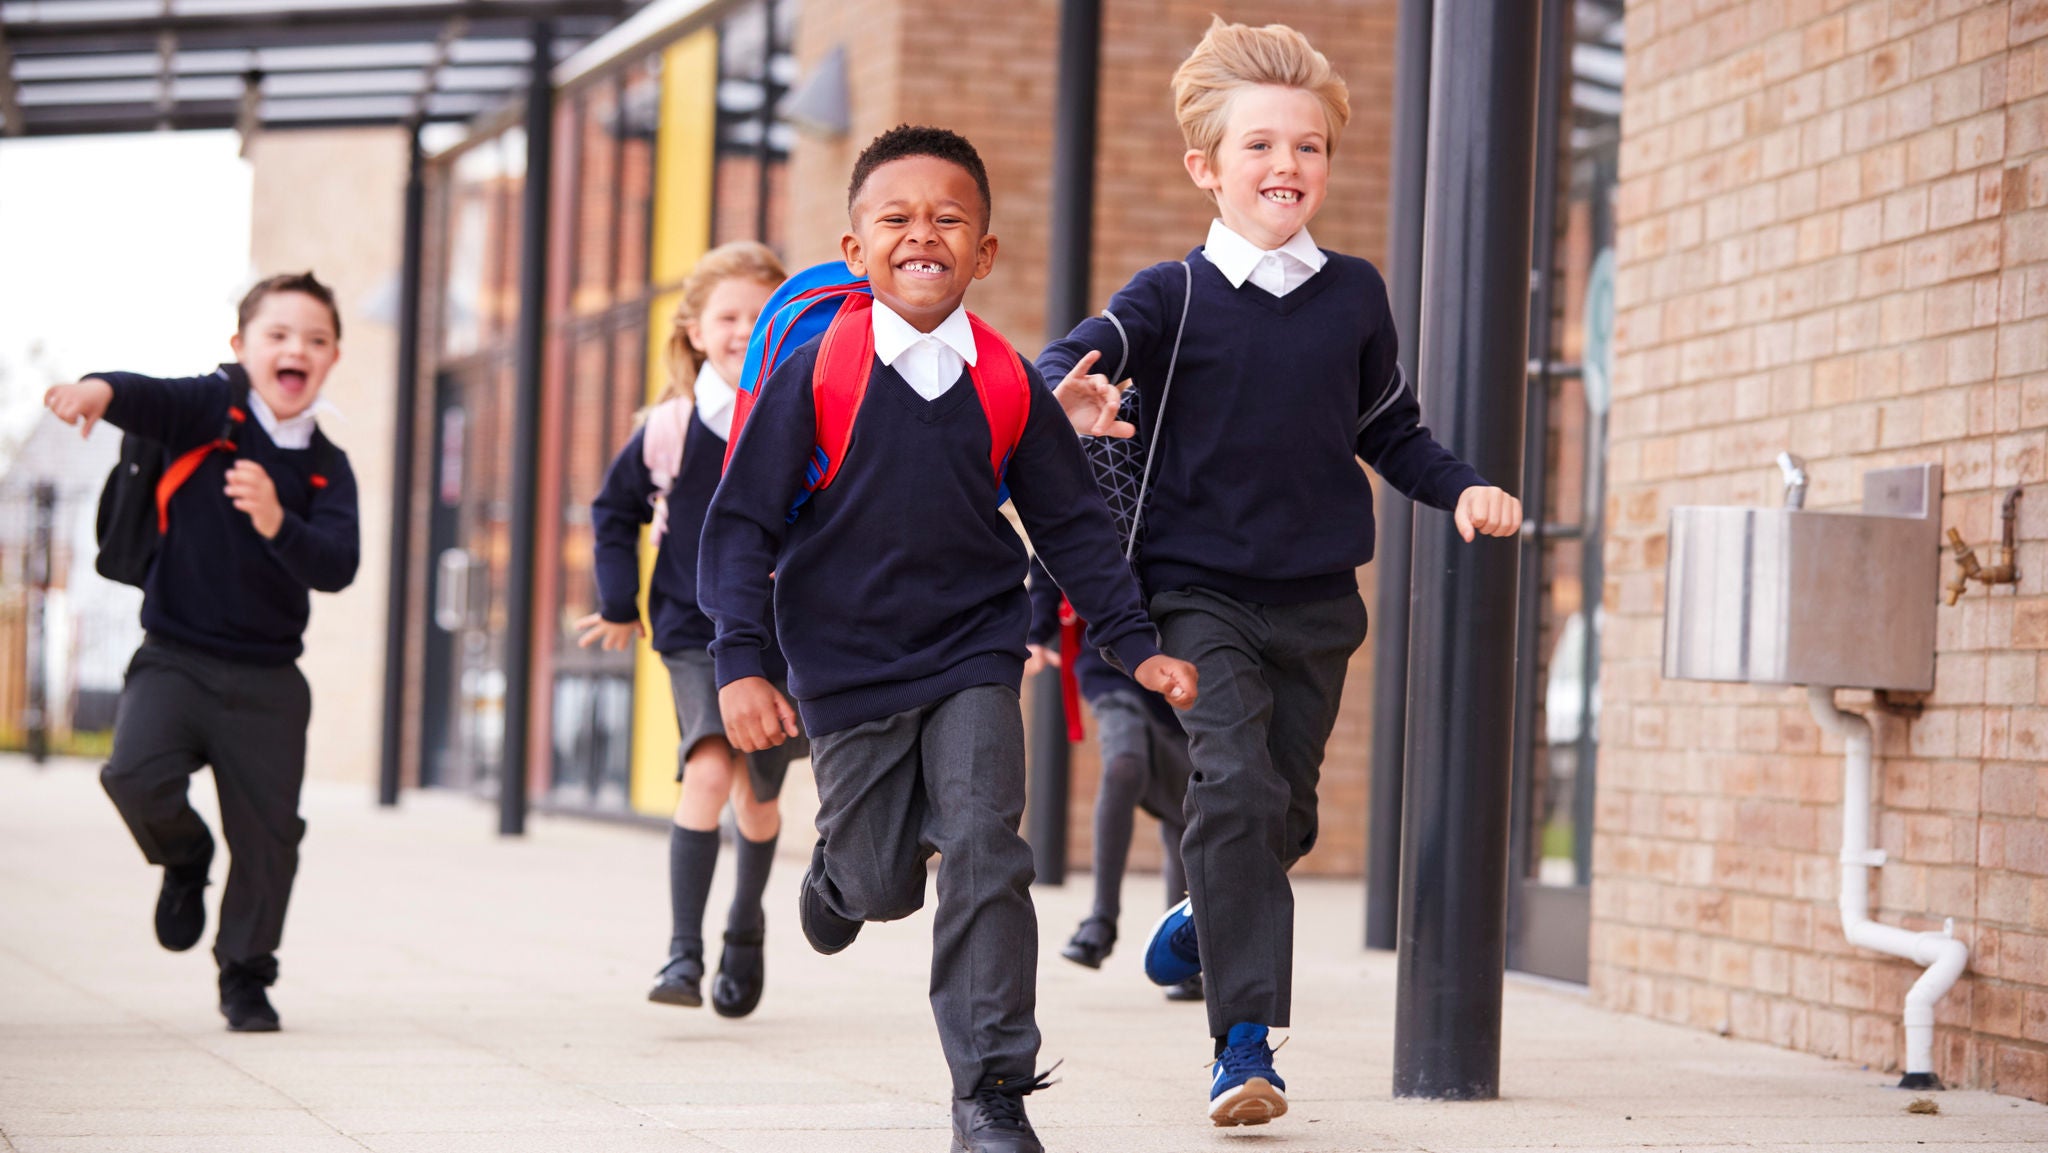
[658,240,787,406]
[1172,17,1351,168]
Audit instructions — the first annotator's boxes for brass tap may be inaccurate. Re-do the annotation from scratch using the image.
[1944,487,2022,605]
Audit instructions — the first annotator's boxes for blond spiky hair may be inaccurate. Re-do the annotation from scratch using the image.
[1172,16,1351,166]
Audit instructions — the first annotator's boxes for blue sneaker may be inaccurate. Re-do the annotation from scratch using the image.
[1209,1022,1287,1127]
[1143,897,1199,985]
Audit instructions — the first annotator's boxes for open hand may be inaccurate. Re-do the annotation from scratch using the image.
[574,612,645,651]
[1053,350,1136,438]
[224,460,285,539]
[718,675,800,752]
[1454,485,1522,543]
[44,378,113,438]
[1134,654,1199,709]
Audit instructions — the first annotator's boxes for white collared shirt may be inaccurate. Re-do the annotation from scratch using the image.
[247,389,329,450]
[694,360,738,441]
[1202,219,1328,297]
[872,299,978,401]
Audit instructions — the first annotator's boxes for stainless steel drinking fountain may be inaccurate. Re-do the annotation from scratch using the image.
[1662,461,1943,693]
[1662,459,1963,1090]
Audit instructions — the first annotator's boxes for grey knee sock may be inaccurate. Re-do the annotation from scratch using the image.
[669,826,720,959]
[726,828,778,936]
[1091,754,1147,923]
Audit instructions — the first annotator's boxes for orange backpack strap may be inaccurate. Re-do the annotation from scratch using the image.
[154,402,247,533]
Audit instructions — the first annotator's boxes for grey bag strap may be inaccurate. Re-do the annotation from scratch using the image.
[1124,260,1191,560]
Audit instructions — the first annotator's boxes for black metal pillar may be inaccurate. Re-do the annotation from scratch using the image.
[1027,0,1100,887]
[1366,0,1433,953]
[379,123,426,808]
[499,20,554,838]
[1392,0,1542,1101]
[25,481,54,765]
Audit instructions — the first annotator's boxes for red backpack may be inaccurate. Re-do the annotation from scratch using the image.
[724,266,1033,520]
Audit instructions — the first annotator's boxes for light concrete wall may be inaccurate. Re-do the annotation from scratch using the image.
[247,127,410,787]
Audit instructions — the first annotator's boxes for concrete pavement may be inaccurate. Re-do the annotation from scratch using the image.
[1,755,2043,1152]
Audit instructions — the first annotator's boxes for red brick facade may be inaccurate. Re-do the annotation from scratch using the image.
[1606,0,2048,1102]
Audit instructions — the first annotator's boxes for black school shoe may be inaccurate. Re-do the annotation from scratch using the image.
[798,843,861,955]
[1164,973,1205,1002]
[218,964,280,1033]
[155,842,213,952]
[950,1066,1056,1153]
[648,951,704,1007]
[1059,916,1116,969]
[710,929,764,1018]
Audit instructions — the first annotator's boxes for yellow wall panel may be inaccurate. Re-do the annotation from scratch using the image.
[629,28,718,819]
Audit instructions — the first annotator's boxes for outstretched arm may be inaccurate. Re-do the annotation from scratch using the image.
[1038,265,1176,436]
[1355,270,1520,538]
[1007,368,1198,707]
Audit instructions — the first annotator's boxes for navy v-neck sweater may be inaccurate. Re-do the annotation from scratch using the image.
[700,339,1163,737]
[97,368,360,666]
[590,408,787,678]
[1038,249,1488,605]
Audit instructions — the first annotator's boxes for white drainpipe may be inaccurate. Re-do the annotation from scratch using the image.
[1807,686,1969,1089]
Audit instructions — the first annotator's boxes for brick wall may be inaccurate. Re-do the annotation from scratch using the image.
[786,0,1397,878]
[1605,0,2048,1102]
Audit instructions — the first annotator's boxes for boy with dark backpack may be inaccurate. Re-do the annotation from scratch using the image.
[43,272,359,1033]
[699,125,1198,1153]
[1039,20,1521,1128]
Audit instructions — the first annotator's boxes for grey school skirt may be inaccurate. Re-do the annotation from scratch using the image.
[661,649,808,802]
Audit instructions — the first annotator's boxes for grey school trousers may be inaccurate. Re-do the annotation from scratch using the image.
[1150,586,1369,1037]
[807,684,1038,1099]
[100,636,311,979]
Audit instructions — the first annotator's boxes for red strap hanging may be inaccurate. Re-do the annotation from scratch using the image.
[1058,597,1084,742]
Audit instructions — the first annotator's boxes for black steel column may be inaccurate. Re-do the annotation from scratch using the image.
[1366,0,1433,953]
[25,481,54,765]
[1392,0,1542,1100]
[379,124,426,808]
[1027,0,1100,887]
[499,20,554,837]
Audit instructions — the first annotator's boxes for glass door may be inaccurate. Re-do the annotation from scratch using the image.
[1507,0,1624,984]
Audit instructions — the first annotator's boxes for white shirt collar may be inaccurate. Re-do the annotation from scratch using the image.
[1202,218,1328,291]
[246,388,332,450]
[871,300,979,369]
[693,360,738,439]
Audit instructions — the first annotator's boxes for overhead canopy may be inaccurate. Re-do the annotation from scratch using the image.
[0,0,639,137]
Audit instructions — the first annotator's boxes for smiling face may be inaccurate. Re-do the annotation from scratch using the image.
[688,275,778,386]
[229,290,340,421]
[1185,84,1332,251]
[841,155,998,332]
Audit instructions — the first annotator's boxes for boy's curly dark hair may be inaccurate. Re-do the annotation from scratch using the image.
[237,271,342,340]
[846,124,992,225]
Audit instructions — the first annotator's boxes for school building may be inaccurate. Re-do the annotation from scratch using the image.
[2,0,2042,1106]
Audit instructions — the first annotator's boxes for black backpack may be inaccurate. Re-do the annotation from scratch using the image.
[94,370,250,588]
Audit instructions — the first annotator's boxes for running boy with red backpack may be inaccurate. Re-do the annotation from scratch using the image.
[699,125,1199,1153]
[42,272,360,1033]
